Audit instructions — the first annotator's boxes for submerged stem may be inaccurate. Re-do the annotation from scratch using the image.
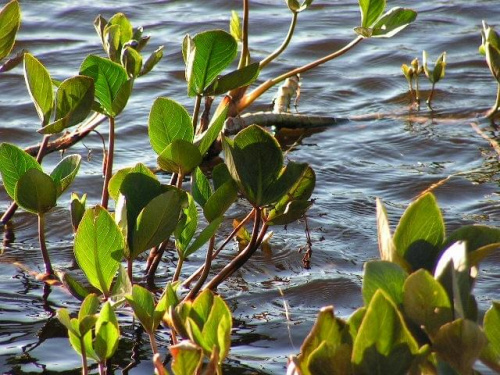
[100,117,115,209]
[259,11,298,69]
[38,213,53,275]
[486,83,500,118]
[237,36,364,112]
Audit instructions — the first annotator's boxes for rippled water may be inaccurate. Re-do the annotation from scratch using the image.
[1,0,500,373]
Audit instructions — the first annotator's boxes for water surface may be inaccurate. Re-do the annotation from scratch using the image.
[1,0,500,373]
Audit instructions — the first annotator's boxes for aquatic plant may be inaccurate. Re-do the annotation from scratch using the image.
[480,21,500,118]
[288,193,500,374]
[422,51,446,107]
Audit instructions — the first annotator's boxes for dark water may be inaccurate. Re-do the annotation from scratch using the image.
[1,0,500,373]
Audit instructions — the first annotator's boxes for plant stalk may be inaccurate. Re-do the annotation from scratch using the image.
[98,362,107,375]
[148,331,159,356]
[182,208,255,287]
[172,256,183,283]
[127,258,133,284]
[203,207,262,291]
[238,0,250,69]
[237,35,364,112]
[100,116,115,209]
[259,11,298,69]
[192,94,202,134]
[486,83,500,118]
[38,213,53,275]
[426,82,436,108]
[185,236,216,301]
[80,337,89,375]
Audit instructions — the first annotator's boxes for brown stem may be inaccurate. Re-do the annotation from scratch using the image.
[192,94,202,134]
[127,258,133,284]
[237,36,364,112]
[184,236,216,301]
[172,256,183,283]
[182,208,255,287]
[100,117,115,209]
[176,172,184,190]
[203,207,262,291]
[148,332,159,356]
[38,213,53,275]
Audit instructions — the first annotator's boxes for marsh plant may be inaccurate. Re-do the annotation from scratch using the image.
[0,0,499,374]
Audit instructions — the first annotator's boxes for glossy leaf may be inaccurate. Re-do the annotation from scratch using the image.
[0,0,21,61]
[57,270,90,301]
[393,193,445,271]
[212,163,232,191]
[480,22,500,56]
[0,142,41,199]
[266,200,312,226]
[148,97,193,155]
[80,55,129,117]
[157,139,202,175]
[175,193,198,254]
[121,46,142,78]
[108,13,133,47]
[362,260,407,306]
[184,216,223,258]
[94,302,120,361]
[203,179,238,222]
[352,290,418,375]
[433,319,487,374]
[222,125,284,207]
[50,154,82,197]
[445,224,500,256]
[371,8,417,38]
[170,341,203,375]
[39,76,95,134]
[79,293,100,321]
[481,302,500,370]
[140,45,164,76]
[24,53,53,125]
[423,51,446,84]
[295,306,352,375]
[403,269,453,337]
[74,206,124,296]
[108,163,157,202]
[203,62,260,96]
[14,169,57,214]
[131,190,182,259]
[359,0,386,28]
[229,10,242,42]
[191,167,212,208]
[196,101,229,156]
[185,30,238,96]
[126,284,155,333]
[110,264,132,303]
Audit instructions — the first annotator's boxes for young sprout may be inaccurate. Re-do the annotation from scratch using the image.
[401,63,414,103]
[422,51,446,107]
[480,21,500,118]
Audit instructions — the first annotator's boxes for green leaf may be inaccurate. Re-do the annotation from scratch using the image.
[423,51,446,84]
[191,167,212,208]
[50,154,82,197]
[229,10,242,42]
[481,302,500,370]
[170,341,203,375]
[103,24,121,62]
[266,200,313,226]
[57,270,90,301]
[74,206,124,296]
[184,216,223,258]
[131,190,182,259]
[371,8,417,38]
[24,53,53,125]
[108,163,157,202]
[352,290,418,375]
[185,30,238,96]
[0,48,24,73]
[94,302,120,361]
[296,306,352,375]
[222,125,284,207]
[157,139,203,175]
[0,143,42,199]
[393,193,445,271]
[203,179,238,222]
[79,293,100,321]
[80,55,129,117]
[108,12,133,47]
[433,319,487,374]
[445,225,500,254]
[39,76,95,134]
[93,14,107,46]
[57,308,76,334]
[175,193,198,253]
[403,269,453,337]
[203,62,260,96]
[212,163,232,191]
[480,23,500,56]
[140,45,164,76]
[196,102,229,156]
[14,169,57,214]
[148,97,193,155]
[110,264,132,303]
[126,284,155,333]
[287,0,314,12]
[359,0,386,28]
[121,46,142,78]
[362,260,408,306]
[0,0,21,61]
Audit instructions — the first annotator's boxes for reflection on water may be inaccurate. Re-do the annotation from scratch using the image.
[1,0,500,373]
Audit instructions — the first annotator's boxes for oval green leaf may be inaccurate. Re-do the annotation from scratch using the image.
[0,0,21,61]
[108,163,157,202]
[157,139,202,175]
[371,8,417,38]
[74,206,124,296]
[50,154,82,197]
[24,53,53,125]
[359,0,386,28]
[362,260,407,306]
[14,168,57,214]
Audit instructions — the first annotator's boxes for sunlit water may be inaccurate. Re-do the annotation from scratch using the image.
[1,0,500,373]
